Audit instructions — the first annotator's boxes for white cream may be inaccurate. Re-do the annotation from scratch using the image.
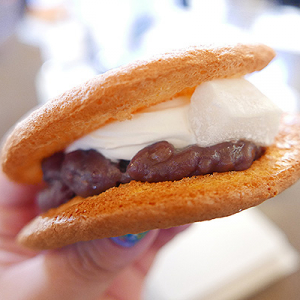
[66,78,282,160]
[66,96,196,161]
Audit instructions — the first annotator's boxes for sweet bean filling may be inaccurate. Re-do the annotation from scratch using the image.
[37,141,264,211]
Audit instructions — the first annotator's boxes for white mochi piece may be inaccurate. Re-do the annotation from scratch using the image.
[189,78,282,147]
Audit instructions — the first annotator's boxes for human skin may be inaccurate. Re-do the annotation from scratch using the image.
[0,171,189,300]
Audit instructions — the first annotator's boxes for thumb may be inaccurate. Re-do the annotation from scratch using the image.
[0,231,159,300]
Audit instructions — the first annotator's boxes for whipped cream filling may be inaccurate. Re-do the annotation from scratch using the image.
[66,78,282,161]
[66,96,196,161]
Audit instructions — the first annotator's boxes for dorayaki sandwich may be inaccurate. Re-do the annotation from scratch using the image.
[2,43,300,250]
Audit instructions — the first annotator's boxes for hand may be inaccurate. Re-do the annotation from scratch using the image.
[0,170,188,300]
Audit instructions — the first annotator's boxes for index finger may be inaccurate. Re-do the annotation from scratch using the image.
[0,170,40,239]
[0,171,40,208]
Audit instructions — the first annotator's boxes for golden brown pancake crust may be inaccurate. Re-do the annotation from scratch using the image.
[1,43,275,184]
[17,114,300,250]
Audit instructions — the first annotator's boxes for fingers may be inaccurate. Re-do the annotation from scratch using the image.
[105,225,191,300]
[0,231,159,300]
[131,224,191,274]
[0,226,190,300]
[0,171,40,208]
[0,172,39,236]
[0,172,41,266]
[153,224,191,249]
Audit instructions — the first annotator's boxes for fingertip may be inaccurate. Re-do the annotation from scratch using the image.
[152,224,192,249]
[0,171,41,207]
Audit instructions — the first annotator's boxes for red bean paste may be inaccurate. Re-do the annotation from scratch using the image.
[37,141,264,211]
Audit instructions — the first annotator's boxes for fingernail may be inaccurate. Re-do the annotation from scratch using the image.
[110,232,148,248]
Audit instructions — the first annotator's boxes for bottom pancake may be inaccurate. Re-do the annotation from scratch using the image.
[17,113,300,250]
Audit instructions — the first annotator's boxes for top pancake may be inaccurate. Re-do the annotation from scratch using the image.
[1,43,275,184]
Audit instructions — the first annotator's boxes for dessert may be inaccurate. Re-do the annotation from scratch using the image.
[2,43,300,250]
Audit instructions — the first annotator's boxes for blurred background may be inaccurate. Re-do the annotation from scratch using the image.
[1,0,300,299]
